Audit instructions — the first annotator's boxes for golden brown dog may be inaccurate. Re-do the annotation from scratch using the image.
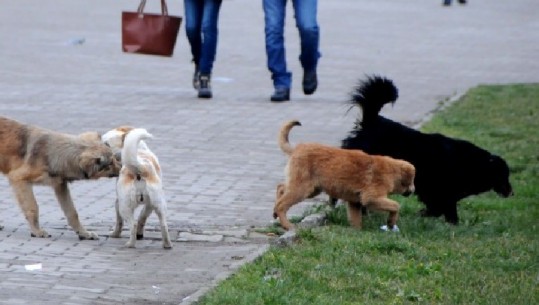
[274,120,416,231]
[0,116,120,239]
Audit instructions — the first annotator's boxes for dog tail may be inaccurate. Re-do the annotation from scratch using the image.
[279,120,301,156]
[351,75,398,124]
[121,128,153,170]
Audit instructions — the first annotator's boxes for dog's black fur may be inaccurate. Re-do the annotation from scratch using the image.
[339,75,513,224]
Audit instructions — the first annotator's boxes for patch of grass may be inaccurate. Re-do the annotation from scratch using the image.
[325,203,349,227]
[197,84,539,305]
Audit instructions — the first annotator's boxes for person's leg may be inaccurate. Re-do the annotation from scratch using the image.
[293,0,320,95]
[198,0,223,75]
[184,0,204,89]
[293,0,320,73]
[263,0,292,97]
[197,0,222,99]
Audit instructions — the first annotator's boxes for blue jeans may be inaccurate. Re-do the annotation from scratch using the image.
[263,0,320,89]
[184,0,222,74]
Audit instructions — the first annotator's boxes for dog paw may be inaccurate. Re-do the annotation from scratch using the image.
[125,241,136,248]
[136,234,144,240]
[380,225,400,232]
[163,242,173,249]
[78,231,99,240]
[30,229,51,238]
[109,230,121,238]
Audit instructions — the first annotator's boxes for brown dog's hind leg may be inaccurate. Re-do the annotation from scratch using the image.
[346,202,363,229]
[276,183,286,198]
[9,180,50,237]
[364,197,400,229]
[53,182,98,240]
[273,182,287,219]
[273,189,306,231]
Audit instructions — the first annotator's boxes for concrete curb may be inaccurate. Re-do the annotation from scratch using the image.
[179,244,270,305]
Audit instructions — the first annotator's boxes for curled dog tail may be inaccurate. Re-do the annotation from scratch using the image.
[121,128,153,171]
[279,120,301,156]
[351,75,398,125]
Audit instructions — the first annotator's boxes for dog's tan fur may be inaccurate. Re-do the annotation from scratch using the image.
[274,120,416,231]
[0,116,120,239]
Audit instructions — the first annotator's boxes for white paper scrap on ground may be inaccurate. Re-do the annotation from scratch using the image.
[24,263,42,271]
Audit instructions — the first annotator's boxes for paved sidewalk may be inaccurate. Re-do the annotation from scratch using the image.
[0,0,537,304]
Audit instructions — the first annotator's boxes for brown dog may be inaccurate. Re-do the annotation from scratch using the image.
[0,116,120,239]
[274,120,416,231]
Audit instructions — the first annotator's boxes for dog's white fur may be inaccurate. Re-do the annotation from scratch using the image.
[108,128,172,249]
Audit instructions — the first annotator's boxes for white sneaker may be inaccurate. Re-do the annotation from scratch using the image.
[380,225,400,232]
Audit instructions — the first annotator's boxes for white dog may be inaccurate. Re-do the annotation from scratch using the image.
[105,128,172,249]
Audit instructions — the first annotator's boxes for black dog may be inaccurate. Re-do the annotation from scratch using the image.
[339,75,513,224]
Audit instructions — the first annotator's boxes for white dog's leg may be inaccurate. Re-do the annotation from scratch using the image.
[136,204,152,240]
[153,195,172,249]
[109,198,123,238]
[119,201,137,248]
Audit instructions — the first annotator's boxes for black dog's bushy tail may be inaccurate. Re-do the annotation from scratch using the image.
[351,75,398,124]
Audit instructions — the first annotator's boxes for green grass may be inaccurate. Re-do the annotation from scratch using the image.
[197,84,539,305]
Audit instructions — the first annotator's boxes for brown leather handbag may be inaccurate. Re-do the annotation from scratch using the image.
[122,0,182,56]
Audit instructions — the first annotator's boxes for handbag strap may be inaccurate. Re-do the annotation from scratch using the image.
[137,0,169,15]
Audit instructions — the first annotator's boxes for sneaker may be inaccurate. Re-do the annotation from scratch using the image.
[270,87,290,102]
[193,65,200,90]
[380,225,400,232]
[198,74,212,99]
[302,70,318,95]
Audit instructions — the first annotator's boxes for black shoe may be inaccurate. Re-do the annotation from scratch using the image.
[457,0,466,4]
[443,0,451,5]
[193,65,200,89]
[270,87,290,102]
[302,70,318,95]
[198,74,212,99]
